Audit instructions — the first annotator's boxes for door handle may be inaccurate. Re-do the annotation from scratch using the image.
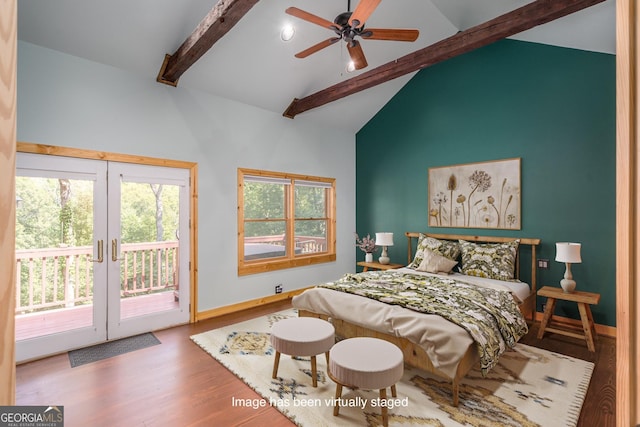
[111,239,124,262]
[90,240,104,263]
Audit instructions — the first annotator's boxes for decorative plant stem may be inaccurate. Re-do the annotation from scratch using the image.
[488,195,499,227]
[447,174,457,226]
[498,178,506,227]
[466,170,492,227]
[503,195,513,223]
[432,192,448,226]
[472,199,483,226]
[456,194,466,227]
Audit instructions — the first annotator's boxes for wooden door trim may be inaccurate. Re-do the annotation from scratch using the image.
[616,0,639,424]
[1,0,17,406]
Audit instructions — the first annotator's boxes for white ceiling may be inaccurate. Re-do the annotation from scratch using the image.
[17,0,615,133]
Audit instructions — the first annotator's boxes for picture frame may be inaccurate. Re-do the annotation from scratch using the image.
[428,158,521,230]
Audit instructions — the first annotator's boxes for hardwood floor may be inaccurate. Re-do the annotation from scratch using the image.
[16,301,615,427]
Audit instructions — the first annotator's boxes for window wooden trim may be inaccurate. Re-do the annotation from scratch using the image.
[237,168,336,276]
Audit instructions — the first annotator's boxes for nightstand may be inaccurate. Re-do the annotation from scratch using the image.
[357,261,403,272]
[537,286,601,352]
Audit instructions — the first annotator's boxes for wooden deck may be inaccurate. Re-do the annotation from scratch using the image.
[15,291,178,341]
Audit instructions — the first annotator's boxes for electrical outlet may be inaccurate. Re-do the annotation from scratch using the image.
[275,284,282,294]
[541,303,546,312]
[537,259,549,269]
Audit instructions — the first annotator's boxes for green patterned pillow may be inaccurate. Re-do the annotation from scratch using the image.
[409,234,461,269]
[459,239,520,281]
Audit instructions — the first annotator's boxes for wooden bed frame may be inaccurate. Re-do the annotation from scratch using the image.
[299,232,541,406]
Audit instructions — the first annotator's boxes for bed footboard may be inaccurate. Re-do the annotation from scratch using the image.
[299,309,476,406]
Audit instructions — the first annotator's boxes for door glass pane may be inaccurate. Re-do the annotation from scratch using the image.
[119,181,180,319]
[15,176,96,340]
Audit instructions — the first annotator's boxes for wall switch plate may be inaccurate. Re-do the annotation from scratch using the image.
[537,259,549,269]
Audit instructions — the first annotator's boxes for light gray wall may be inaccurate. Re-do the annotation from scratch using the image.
[17,41,356,312]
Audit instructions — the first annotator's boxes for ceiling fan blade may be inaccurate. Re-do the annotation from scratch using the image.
[286,7,339,31]
[362,28,419,42]
[295,37,341,58]
[348,0,381,28]
[347,40,368,70]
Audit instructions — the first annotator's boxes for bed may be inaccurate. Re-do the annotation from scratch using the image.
[292,232,541,406]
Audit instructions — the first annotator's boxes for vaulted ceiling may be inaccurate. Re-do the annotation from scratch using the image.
[17,0,615,133]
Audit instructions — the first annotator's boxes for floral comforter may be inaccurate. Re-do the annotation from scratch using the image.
[318,270,528,375]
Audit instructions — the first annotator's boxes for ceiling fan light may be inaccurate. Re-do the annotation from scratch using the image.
[281,24,295,41]
[346,61,356,73]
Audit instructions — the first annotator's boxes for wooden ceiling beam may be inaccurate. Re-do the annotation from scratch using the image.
[157,0,259,87]
[283,0,606,118]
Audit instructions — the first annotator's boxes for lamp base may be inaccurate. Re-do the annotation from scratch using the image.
[560,278,576,293]
[379,246,390,264]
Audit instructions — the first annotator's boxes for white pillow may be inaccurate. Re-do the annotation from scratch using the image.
[416,249,458,274]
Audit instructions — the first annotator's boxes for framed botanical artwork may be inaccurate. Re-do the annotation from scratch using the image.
[428,158,521,230]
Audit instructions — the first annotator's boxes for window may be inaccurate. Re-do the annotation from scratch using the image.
[238,168,336,275]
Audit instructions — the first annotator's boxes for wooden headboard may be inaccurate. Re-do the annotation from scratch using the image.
[405,232,542,297]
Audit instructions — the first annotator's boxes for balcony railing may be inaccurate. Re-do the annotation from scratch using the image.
[15,241,179,315]
[244,235,326,254]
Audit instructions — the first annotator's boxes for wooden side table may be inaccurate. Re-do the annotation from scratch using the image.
[537,286,601,352]
[357,261,403,272]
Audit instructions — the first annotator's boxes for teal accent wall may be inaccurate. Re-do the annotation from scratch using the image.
[356,39,616,327]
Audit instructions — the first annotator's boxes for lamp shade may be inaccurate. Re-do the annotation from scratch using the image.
[375,232,394,246]
[555,242,582,263]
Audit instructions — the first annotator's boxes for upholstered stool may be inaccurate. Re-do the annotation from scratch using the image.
[329,337,404,427]
[270,317,335,387]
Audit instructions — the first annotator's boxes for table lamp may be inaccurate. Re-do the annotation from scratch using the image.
[375,232,394,265]
[555,242,582,293]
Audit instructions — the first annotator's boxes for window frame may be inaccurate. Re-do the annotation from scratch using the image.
[237,168,336,276]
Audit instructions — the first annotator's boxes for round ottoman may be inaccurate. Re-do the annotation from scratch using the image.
[270,316,335,387]
[329,337,404,427]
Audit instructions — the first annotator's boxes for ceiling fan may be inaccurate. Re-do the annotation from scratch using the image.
[285,0,419,70]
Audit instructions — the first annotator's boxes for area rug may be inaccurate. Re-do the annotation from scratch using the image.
[191,309,593,427]
[68,332,161,367]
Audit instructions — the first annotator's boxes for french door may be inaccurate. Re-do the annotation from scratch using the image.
[15,153,191,362]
